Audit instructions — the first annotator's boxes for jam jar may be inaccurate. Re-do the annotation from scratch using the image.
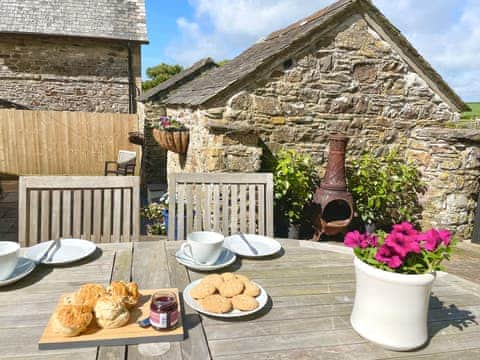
[149,291,179,330]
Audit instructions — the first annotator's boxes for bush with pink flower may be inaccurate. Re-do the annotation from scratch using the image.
[344,222,456,274]
[154,116,187,131]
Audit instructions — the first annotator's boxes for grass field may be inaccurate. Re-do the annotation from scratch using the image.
[462,103,480,120]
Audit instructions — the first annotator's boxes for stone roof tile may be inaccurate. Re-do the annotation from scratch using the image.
[0,0,148,43]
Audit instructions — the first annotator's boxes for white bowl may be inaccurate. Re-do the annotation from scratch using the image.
[0,242,20,281]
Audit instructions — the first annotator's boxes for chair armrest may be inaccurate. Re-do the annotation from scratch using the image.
[104,161,118,175]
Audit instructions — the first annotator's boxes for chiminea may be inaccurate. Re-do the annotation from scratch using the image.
[312,135,353,240]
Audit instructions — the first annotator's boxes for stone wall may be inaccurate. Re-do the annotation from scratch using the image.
[407,129,480,239]
[160,17,476,238]
[0,34,142,113]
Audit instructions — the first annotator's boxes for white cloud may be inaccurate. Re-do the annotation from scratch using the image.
[165,0,480,101]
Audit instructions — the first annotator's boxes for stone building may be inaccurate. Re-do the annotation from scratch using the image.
[0,0,148,113]
[141,0,479,239]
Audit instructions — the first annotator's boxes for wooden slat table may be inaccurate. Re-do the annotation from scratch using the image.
[1,240,480,359]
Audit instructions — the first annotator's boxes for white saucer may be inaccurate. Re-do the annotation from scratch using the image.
[184,279,268,318]
[24,239,97,265]
[0,257,36,287]
[224,234,282,257]
[175,247,237,271]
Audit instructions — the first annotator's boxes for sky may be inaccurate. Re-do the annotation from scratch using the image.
[143,0,480,102]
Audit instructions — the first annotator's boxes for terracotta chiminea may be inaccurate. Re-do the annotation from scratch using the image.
[312,135,353,240]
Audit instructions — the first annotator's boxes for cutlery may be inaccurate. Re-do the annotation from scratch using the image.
[238,233,258,255]
[35,239,60,264]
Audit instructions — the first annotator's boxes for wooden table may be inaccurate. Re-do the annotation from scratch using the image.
[1,240,480,359]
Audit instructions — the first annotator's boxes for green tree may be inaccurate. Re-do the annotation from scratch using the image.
[142,63,183,90]
[216,59,230,67]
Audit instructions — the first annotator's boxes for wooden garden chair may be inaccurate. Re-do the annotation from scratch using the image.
[104,150,137,176]
[18,176,140,246]
[168,173,274,241]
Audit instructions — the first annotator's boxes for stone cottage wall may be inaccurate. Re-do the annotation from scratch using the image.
[407,129,480,239]
[0,34,142,113]
[164,17,476,238]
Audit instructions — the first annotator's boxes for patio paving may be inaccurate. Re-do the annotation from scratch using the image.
[1,179,480,284]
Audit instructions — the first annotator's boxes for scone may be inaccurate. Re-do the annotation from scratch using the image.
[68,284,106,310]
[190,282,216,300]
[201,274,224,289]
[200,294,232,314]
[231,295,259,311]
[94,296,130,329]
[52,305,93,337]
[107,281,140,309]
[218,279,244,298]
[243,281,261,297]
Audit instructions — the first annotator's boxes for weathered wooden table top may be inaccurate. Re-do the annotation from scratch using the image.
[1,240,480,359]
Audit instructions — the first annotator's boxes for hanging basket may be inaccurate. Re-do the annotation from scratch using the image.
[152,128,190,154]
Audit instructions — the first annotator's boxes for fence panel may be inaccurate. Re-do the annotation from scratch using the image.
[0,110,139,177]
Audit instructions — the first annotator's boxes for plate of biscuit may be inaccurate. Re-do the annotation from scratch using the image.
[183,272,267,318]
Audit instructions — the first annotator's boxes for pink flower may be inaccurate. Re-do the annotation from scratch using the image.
[392,222,419,237]
[418,229,443,251]
[366,234,378,247]
[344,231,368,248]
[375,245,403,269]
[438,229,452,246]
[384,232,421,258]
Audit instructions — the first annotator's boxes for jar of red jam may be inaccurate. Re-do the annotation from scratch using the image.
[149,291,179,330]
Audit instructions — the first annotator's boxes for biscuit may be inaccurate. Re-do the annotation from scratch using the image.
[107,281,140,309]
[190,282,216,300]
[200,294,232,314]
[231,295,259,311]
[243,281,261,297]
[218,279,244,298]
[52,305,93,337]
[235,274,250,284]
[201,274,224,289]
[94,296,130,329]
[221,272,236,281]
[70,284,106,310]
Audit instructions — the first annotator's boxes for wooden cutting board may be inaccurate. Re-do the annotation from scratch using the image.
[39,289,184,350]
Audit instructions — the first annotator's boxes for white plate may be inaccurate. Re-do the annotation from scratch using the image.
[24,239,97,265]
[224,234,282,257]
[183,279,268,318]
[175,247,237,271]
[0,257,36,287]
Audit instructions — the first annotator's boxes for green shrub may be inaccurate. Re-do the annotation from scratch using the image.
[347,150,425,230]
[274,149,319,224]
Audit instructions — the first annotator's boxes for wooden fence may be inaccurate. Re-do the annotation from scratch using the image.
[0,110,140,177]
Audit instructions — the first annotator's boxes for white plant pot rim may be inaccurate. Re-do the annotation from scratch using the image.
[354,256,436,285]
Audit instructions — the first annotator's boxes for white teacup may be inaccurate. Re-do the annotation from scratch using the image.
[0,241,19,281]
[181,232,224,265]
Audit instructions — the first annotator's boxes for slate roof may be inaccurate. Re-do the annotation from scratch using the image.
[163,0,467,112]
[0,0,148,43]
[138,58,217,102]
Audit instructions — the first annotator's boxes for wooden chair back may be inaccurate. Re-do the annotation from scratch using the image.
[168,173,274,241]
[117,150,136,166]
[19,176,140,246]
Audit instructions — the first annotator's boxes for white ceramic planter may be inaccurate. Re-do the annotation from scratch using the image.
[350,257,436,351]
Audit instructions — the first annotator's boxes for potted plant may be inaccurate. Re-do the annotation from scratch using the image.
[141,202,166,236]
[344,222,456,351]
[274,149,318,238]
[347,150,425,233]
[152,116,189,154]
